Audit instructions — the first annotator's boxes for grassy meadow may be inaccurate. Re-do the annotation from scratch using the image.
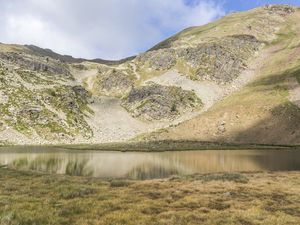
[0,168,299,225]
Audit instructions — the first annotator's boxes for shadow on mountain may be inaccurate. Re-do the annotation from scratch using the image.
[248,65,300,93]
[227,62,300,145]
[225,101,300,145]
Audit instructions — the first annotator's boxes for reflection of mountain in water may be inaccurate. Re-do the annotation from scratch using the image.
[126,163,180,180]
[7,155,93,176]
[12,157,64,173]
[65,160,93,176]
[0,148,299,179]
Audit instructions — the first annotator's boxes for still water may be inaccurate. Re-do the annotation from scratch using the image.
[0,147,299,179]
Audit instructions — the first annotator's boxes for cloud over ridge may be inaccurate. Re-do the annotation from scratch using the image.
[0,0,224,59]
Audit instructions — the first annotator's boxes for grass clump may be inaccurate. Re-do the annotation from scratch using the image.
[194,173,249,183]
[0,208,65,225]
[110,180,132,188]
[57,185,96,199]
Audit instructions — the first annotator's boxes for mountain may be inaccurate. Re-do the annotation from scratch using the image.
[0,4,299,146]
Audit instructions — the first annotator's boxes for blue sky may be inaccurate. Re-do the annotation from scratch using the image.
[222,0,300,12]
[0,0,299,59]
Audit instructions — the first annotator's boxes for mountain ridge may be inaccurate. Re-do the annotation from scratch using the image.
[0,4,299,146]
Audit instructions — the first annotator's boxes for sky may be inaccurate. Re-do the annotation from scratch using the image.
[0,0,299,60]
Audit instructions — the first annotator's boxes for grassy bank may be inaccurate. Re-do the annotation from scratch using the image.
[58,141,300,152]
[1,140,299,152]
[0,168,299,225]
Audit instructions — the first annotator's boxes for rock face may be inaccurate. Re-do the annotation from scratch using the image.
[94,70,134,97]
[264,4,296,15]
[44,86,91,112]
[177,35,261,83]
[0,52,71,77]
[122,83,202,120]
[136,49,177,71]
[133,35,261,84]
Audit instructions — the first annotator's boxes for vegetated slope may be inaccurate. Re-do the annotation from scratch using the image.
[144,5,300,145]
[0,4,299,145]
[0,46,94,144]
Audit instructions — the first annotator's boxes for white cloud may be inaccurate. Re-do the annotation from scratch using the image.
[0,0,225,59]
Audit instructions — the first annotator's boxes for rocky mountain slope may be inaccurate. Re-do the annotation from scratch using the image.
[0,4,299,145]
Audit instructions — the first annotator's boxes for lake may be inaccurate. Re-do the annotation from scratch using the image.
[0,147,299,179]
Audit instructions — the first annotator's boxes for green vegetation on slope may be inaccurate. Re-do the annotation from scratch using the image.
[0,53,93,142]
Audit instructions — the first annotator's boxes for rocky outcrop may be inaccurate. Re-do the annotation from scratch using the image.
[136,49,177,71]
[177,35,261,83]
[19,106,42,120]
[264,4,296,16]
[134,35,261,84]
[94,70,134,97]
[44,85,91,112]
[0,52,71,76]
[72,86,91,102]
[122,83,202,120]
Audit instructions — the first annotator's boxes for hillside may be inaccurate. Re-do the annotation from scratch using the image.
[0,4,299,146]
[143,5,300,146]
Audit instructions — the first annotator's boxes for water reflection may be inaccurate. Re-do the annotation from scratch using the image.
[0,147,299,179]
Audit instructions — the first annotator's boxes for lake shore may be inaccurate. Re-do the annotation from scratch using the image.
[0,168,299,225]
[1,140,299,152]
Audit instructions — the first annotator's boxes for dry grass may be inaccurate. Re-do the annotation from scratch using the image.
[146,12,300,146]
[0,168,299,225]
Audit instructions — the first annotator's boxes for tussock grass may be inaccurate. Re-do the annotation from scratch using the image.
[191,173,249,183]
[0,168,299,225]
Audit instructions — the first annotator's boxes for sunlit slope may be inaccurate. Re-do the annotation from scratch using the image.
[144,8,300,145]
[150,5,292,50]
[126,5,292,84]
